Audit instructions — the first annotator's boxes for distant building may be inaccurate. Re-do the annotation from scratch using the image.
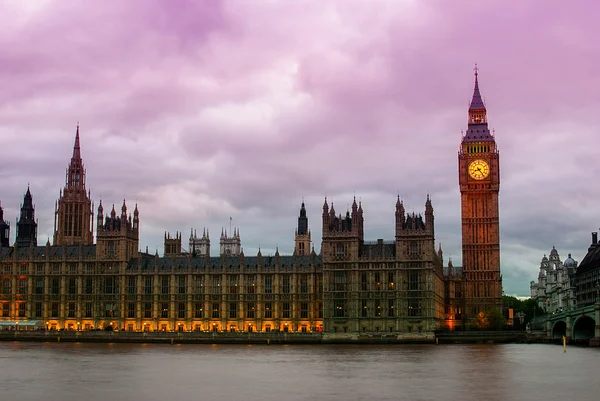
[220,227,241,256]
[574,232,600,307]
[530,247,577,313]
[189,228,210,257]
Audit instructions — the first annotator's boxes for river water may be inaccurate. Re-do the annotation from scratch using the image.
[0,342,597,401]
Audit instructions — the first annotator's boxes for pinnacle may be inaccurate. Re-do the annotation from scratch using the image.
[72,124,82,160]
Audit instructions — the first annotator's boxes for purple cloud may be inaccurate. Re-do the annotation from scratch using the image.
[1,0,599,296]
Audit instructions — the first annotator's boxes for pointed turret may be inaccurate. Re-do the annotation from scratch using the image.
[295,199,311,255]
[16,187,37,247]
[469,66,486,112]
[0,201,9,247]
[73,123,82,160]
[55,124,93,245]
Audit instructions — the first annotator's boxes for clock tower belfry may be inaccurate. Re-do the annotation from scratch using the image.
[458,67,503,320]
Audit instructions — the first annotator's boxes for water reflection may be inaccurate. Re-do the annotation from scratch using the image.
[0,343,597,401]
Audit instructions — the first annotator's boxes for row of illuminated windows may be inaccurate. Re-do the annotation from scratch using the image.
[3,263,108,275]
[0,275,317,296]
[331,271,418,292]
[0,301,323,320]
[333,299,422,318]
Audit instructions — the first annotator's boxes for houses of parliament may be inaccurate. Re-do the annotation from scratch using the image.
[0,71,502,335]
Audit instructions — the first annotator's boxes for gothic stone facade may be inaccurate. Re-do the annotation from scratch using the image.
[321,197,445,334]
[0,71,500,333]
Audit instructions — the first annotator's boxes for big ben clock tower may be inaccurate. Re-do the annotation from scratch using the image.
[459,67,503,320]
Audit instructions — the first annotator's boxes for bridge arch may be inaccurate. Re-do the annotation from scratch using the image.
[573,316,595,340]
[552,321,567,339]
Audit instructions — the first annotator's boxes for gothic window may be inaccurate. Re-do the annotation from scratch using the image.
[334,300,346,318]
[408,271,419,291]
[334,272,346,292]
[361,272,367,291]
[144,277,152,295]
[361,299,368,317]
[178,276,186,294]
[105,277,115,294]
[282,275,290,294]
[228,275,238,294]
[18,278,27,295]
[336,244,345,257]
[194,276,204,295]
[264,302,272,318]
[108,242,116,257]
[161,276,169,294]
[247,275,255,294]
[85,278,93,295]
[178,302,186,318]
[17,302,26,317]
[34,302,42,318]
[247,302,255,319]
[300,275,308,294]
[409,241,419,258]
[161,302,169,318]
[127,302,136,318]
[68,278,76,295]
[35,278,44,295]
[212,302,220,318]
[144,302,152,318]
[300,302,308,319]
[264,275,273,294]
[128,277,137,295]
[51,278,59,295]
[375,299,381,317]
[388,272,395,290]
[408,299,421,316]
[282,302,290,318]
[194,302,203,318]
[105,303,116,318]
[388,299,395,317]
[51,302,59,317]
[212,276,221,294]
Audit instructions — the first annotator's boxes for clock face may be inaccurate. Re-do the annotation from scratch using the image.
[468,159,490,180]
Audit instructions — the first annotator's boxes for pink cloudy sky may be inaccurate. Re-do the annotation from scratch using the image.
[1,0,598,296]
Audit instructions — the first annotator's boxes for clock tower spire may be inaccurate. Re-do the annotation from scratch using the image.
[458,66,502,324]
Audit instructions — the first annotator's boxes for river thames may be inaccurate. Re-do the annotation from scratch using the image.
[0,342,598,401]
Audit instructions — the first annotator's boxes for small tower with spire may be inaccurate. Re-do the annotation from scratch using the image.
[96,199,139,261]
[164,231,182,256]
[0,201,10,247]
[54,124,94,246]
[321,196,364,263]
[189,228,210,257]
[220,225,241,256]
[15,187,37,247]
[294,200,311,256]
[395,195,436,260]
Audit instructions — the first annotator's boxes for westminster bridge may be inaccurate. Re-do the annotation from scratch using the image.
[530,300,600,344]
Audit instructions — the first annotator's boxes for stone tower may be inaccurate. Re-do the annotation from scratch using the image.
[189,228,210,256]
[96,200,139,261]
[54,125,94,246]
[0,202,10,247]
[294,200,311,256]
[164,231,182,256]
[15,187,37,247]
[220,227,241,256]
[458,67,503,319]
[395,196,439,319]
[321,197,364,263]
